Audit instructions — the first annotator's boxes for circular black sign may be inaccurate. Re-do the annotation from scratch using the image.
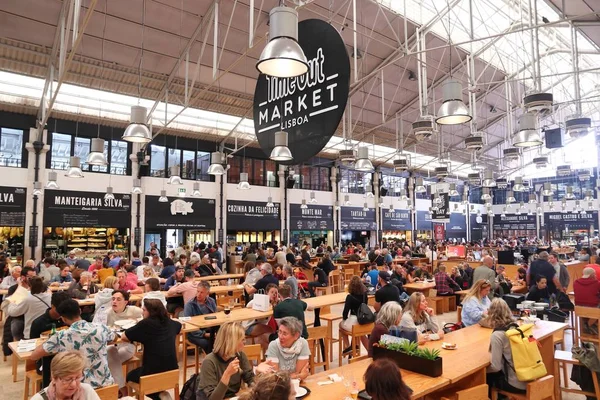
[253,19,350,165]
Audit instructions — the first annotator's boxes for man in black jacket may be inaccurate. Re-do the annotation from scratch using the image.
[527,251,562,294]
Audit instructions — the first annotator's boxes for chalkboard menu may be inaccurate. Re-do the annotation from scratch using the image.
[446,213,467,239]
[340,207,377,231]
[0,186,26,227]
[227,200,280,231]
[145,196,215,229]
[44,190,131,228]
[416,210,432,231]
[492,214,537,230]
[290,204,333,231]
[381,209,412,230]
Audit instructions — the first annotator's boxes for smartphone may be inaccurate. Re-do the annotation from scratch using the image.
[205,316,217,320]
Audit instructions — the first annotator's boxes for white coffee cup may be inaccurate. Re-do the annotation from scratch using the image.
[291,378,301,392]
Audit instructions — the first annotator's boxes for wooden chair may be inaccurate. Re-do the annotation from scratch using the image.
[441,384,489,400]
[349,354,369,364]
[23,359,42,400]
[95,384,119,400]
[122,354,141,380]
[491,374,556,400]
[126,369,180,400]
[307,326,330,374]
[573,305,600,346]
[183,338,203,385]
[338,322,374,366]
[243,344,262,366]
[457,306,462,325]
[320,305,343,364]
[554,349,600,398]
[315,270,341,296]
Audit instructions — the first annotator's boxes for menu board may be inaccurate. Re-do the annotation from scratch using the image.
[0,186,26,227]
[227,200,280,231]
[416,210,432,231]
[289,204,333,231]
[44,190,131,228]
[492,214,536,230]
[145,196,216,229]
[340,207,377,231]
[381,209,412,230]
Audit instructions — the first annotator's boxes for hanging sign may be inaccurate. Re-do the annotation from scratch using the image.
[44,190,131,228]
[227,200,280,231]
[433,223,445,241]
[0,186,26,227]
[381,209,412,230]
[446,212,467,239]
[289,204,333,231]
[253,19,350,164]
[431,193,450,222]
[416,210,432,231]
[493,214,537,230]
[145,196,215,229]
[544,211,598,230]
[340,207,377,231]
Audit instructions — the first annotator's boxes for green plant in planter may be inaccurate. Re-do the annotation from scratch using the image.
[378,340,441,360]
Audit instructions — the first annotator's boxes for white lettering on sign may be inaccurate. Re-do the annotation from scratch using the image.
[227,204,278,214]
[0,193,14,203]
[350,210,367,217]
[54,196,123,208]
[301,208,323,216]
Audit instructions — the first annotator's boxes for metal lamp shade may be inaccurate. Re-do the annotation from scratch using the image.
[449,183,459,197]
[344,195,351,206]
[207,152,225,175]
[389,203,394,212]
[364,184,374,198]
[193,182,201,197]
[354,147,374,172]
[541,182,554,196]
[301,199,308,209]
[237,172,251,190]
[378,198,385,208]
[270,131,293,161]
[506,190,516,203]
[584,190,593,201]
[406,199,413,210]
[334,201,340,210]
[131,179,143,194]
[414,177,426,193]
[122,106,152,143]
[158,190,169,202]
[32,181,43,196]
[256,7,308,78]
[513,113,542,147]
[363,203,369,211]
[167,165,183,185]
[481,187,492,201]
[528,193,537,204]
[482,170,496,187]
[104,186,115,201]
[266,197,275,207]
[310,191,318,203]
[435,80,472,125]
[461,194,468,205]
[65,156,84,178]
[87,138,107,165]
[452,204,460,213]
[400,189,408,201]
[496,178,508,189]
[512,176,525,192]
[565,186,576,199]
[46,171,59,189]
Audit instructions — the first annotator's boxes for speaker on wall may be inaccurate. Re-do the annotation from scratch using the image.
[380,187,388,197]
[545,127,563,149]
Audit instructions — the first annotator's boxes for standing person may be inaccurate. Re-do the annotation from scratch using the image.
[400,293,443,344]
[472,256,497,299]
[461,279,492,326]
[548,252,570,291]
[364,359,412,400]
[373,271,400,312]
[30,299,116,389]
[527,251,562,294]
[340,276,370,353]
[121,299,182,400]
[184,281,217,354]
[282,265,298,299]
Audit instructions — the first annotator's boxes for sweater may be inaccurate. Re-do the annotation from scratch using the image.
[399,311,439,334]
[31,383,100,400]
[574,276,600,307]
[166,280,198,304]
[368,323,389,357]
[197,352,254,400]
[461,296,491,326]
[7,292,52,338]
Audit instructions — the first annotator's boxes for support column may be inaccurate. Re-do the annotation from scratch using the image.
[374,170,381,244]
[219,172,227,247]
[330,166,339,247]
[278,165,287,244]
[25,128,49,261]
[130,143,143,257]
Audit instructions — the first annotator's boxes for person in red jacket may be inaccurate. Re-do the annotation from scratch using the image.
[574,267,600,335]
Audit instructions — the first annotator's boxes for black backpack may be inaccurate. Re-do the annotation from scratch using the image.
[181,373,202,400]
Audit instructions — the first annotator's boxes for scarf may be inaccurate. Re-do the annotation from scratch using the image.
[44,380,86,400]
[275,338,304,361]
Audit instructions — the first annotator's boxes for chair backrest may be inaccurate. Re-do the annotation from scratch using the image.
[349,355,370,364]
[139,369,180,399]
[456,384,489,400]
[526,374,555,400]
[575,305,600,319]
[352,322,375,336]
[457,305,462,325]
[95,384,119,400]
[243,344,262,366]
[307,325,328,340]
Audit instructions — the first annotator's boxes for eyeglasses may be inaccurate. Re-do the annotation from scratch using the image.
[58,375,82,385]
[269,371,287,398]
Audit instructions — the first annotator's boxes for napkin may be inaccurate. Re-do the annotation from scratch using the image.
[17,339,37,352]
[317,381,334,386]
[328,373,343,382]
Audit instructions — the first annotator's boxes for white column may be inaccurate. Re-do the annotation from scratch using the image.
[374,171,381,245]
[278,165,286,243]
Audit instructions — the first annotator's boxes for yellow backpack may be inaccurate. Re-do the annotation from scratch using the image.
[504,323,547,381]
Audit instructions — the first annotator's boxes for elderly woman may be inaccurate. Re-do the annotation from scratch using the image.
[368,301,403,357]
[92,275,119,325]
[265,316,310,381]
[197,322,274,400]
[31,351,100,400]
[400,292,443,344]
[461,279,492,326]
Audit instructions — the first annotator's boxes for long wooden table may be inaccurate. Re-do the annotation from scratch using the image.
[403,281,437,297]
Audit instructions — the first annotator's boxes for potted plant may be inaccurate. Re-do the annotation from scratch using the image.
[371,340,443,377]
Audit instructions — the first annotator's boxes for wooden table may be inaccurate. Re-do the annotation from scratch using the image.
[303,358,450,399]
[404,281,436,297]
[185,307,272,330]
[195,273,244,282]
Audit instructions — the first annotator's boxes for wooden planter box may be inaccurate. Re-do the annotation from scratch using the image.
[371,345,443,377]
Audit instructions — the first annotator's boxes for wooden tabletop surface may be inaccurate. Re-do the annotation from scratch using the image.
[195,273,245,282]
[185,307,273,329]
[303,358,450,399]
[403,281,437,291]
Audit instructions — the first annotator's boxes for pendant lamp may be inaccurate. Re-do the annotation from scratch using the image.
[363,202,369,212]
[266,197,275,208]
[344,195,351,206]
[334,201,340,211]
[46,171,59,189]
[32,182,43,196]
[65,156,84,178]
[482,171,496,187]
[448,183,459,197]
[122,106,152,143]
[158,190,169,202]
[354,147,374,172]
[565,186,576,199]
[193,182,201,197]
[541,182,553,196]
[167,165,183,185]
[270,131,293,161]
[300,199,308,209]
[506,190,516,203]
[131,179,143,194]
[436,79,472,125]
[87,138,107,165]
[513,177,525,192]
[378,197,385,208]
[400,189,408,201]
[414,177,426,193]
[364,184,374,198]
[309,191,317,203]
[513,112,542,147]
[104,186,115,201]
[237,172,251,190]
[207,152,225,175]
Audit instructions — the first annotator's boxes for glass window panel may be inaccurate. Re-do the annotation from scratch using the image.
[74,137,90,171]
[0,128,23,168]
[253,159,264,186]
[311,167,319,191]
[51,132,71,170]
[90,140,109,173]
[182,150,195,179]
[229,156,242,184]
[168,148,181,168]
[110,140,128,175]
[299,166,310,189]
[319,167,330,191]
[196,151,210,181]
[150,145,166,177]
[265,160,277,187]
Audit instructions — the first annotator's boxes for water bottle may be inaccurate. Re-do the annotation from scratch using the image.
[227,278,232,286]
[365,275,371,286]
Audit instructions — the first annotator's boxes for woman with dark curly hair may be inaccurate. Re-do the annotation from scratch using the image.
[364,359,412,400]
[339,276,369,354]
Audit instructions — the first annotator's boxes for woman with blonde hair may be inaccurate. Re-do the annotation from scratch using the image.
[237,372,296,400]
[31,350,100,400]
[486,298,525,396]
[461,279,492,326]
[197,322,274,400]
[368,301,403,356]
[400,292,443,344]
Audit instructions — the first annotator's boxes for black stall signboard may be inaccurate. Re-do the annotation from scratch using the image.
[253,19,350,165]
[382,209,412,230]
[471,214,489,241]
[290,204,333,231]
[493,214,536,230]
[0,186,26,227]
[431,192,450,222]
[416,210,432,231]
[544,211,598,230]
[44,190,131,228]
[145,196,215,229]
[227,200,280,231]
[340,207,377,231]
[446,213,467,239]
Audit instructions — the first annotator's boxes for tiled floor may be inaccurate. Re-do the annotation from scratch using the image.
[0,305,589,399]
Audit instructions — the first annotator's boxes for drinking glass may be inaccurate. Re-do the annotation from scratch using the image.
[342,371,356,400]
[529,308,537,319]
[224,306,231,317]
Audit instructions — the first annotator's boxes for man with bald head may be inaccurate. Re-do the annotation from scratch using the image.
[472,255,497,299]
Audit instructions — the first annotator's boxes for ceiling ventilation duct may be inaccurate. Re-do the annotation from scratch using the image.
[533,155,548,168]
[468,173,481,185]
[566,116,592,139]
[503,148,521,161]
[578,169,591,181]
[393,155,410,172]
[496,178,508,189]
[412,116,436,141]
[465,134,484,151]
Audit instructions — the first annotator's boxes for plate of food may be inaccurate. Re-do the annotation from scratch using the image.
[441,342,457,350]
[114,320,136,329]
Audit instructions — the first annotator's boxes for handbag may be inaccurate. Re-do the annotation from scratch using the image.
[556,291,574,311]
[251,289,270,312]
[357,303,375,325]
[443,322,463,334]
[572,342,600,372]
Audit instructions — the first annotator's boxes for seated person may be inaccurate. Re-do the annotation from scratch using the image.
[197,321,274,400]
[115,269,137,292]
[49,264,73,285]
[399,292,443,344]
[142,277,167,308]
[159,257,176,281]
[364,359,412,400]
[7,276,52,339]
[244,264,279,297]
[340,276,370,353]
[164,266,185,290]
[198,255,219,276]
[184,281,217,353]
[573,267,600,307]
[237,371,295,400]
[526,276,550,303]
[68,271,98,299]
[167,268,199,304]
[433,264,461,304]
[265,317,310,381]
[368,301,403,357]
[363,263,379,286]
[461,279,492,326]
[31,351,101,400]
[307,266,328,297]
[243,283,279,352]
[414,264,432,281]
[486,298,526,396]
[273,284,309,339]
[374,271,400,313]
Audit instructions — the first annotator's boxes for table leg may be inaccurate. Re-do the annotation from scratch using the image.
[12,352,17,382]
[423,288,431,297]
[313,308,326,361]
[181,331,187,384]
